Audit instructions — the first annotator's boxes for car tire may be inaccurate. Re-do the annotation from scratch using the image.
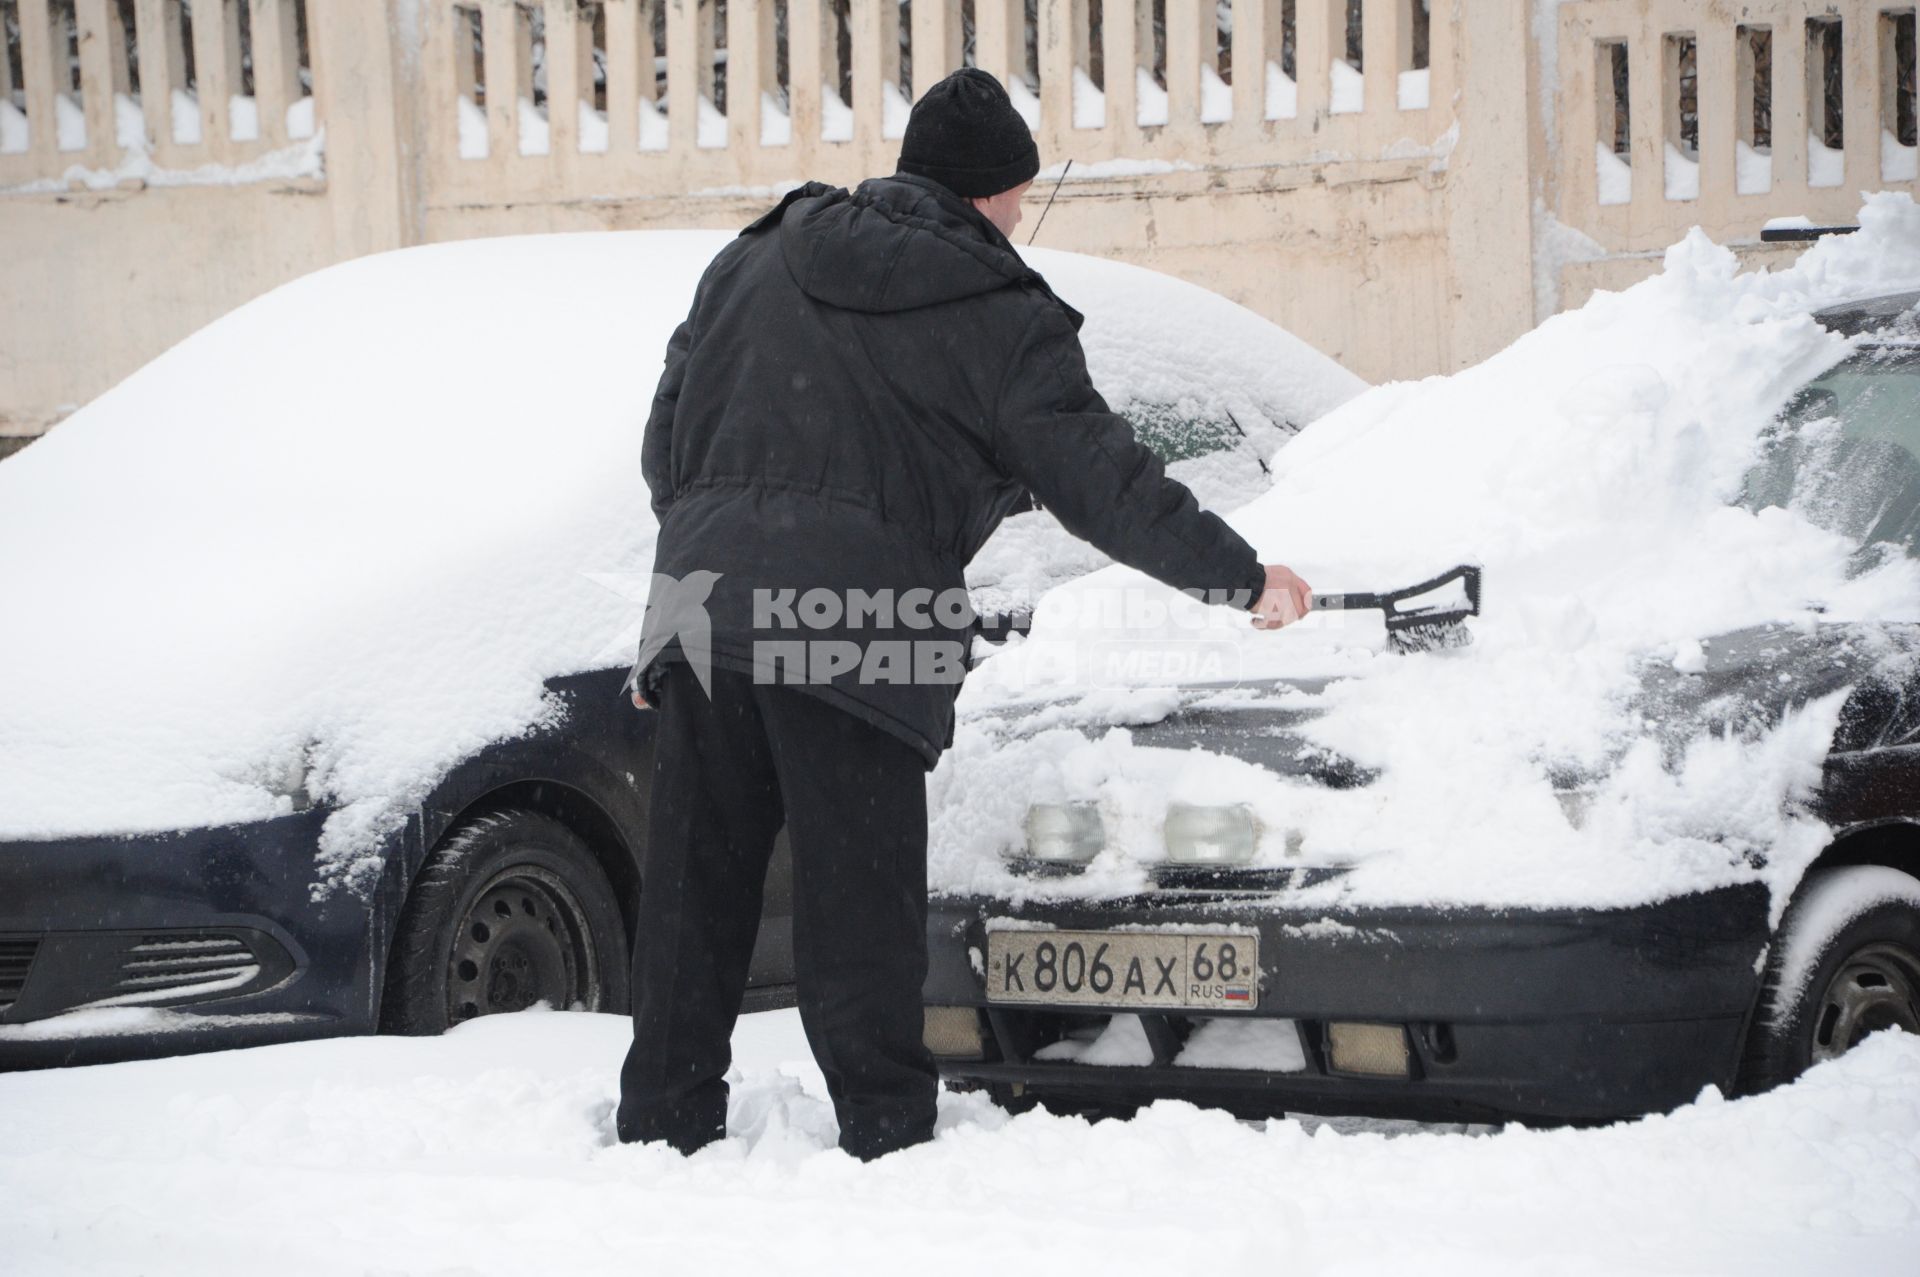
[381,809,630,1035]
[1740,864,1920,1093]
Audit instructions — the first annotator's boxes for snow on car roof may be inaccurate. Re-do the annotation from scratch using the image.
[936,193,1920,916]
[0,227,1356,888]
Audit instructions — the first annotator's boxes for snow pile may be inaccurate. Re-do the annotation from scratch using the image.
[0,229,1352,893]
[2,1008,1917,1276]
[936,194,1920,912]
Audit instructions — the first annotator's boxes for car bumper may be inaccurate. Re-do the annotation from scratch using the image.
[0,810,392,1069]
[923,884,1772,1124]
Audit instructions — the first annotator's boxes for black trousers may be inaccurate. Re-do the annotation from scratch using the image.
[617,662,938,1159]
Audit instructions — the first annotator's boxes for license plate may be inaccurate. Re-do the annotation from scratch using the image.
[984,927,1259,1011]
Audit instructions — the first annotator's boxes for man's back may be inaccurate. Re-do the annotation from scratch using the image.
[642,175,1264,761]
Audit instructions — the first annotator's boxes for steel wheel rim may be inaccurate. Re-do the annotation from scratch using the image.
[447,864,601,1025]
[1810,941,1920,1063]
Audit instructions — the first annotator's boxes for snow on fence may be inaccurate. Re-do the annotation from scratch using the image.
[419,0,1456,205]
[1555,0,1919,250]
[0,0,319,189]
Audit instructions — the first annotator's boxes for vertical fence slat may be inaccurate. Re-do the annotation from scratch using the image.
[789,0,825,143]
[1106,0,1139,134]
[1558,10,1600,218]
[1038,0,1077,135]
[850,0,882,151]
[1773,4,1808,199]
[1425,0,1454,127]
[483,0,519,157]
[1696,23,1736,206]
[75,0,117,160]
[19,0,61,163]
[423,0,455,170]
[911,0,959,95]
[1842,6,1877,191]
[1362,0,1400,116]
[254,0,302,146]
[190,0,239,152]
[546,0,580,157]
[1296,0,1334,120]
[1165,0,1205,128]
[606,0,640,151]
[665,0,696,150]
[1231,0,1266,131]
[132,0,174,157]
[1627,30,1661,212]
[974,0,1019,90]
[728,0,761,148]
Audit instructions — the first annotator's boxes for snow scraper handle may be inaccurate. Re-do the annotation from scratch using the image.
[1311,564,1482,653]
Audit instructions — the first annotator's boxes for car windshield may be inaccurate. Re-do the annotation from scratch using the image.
[1125,403,1256,462]
[1739,344,1920,561]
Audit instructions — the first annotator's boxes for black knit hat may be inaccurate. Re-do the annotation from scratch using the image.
[897,68,1040,199]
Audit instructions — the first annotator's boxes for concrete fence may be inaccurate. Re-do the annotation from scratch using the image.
[2,1,1915,445]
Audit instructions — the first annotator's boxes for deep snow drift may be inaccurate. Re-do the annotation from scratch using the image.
[0,229,1356,890]
[933,194,1920,913]
[1,1008,1916,1276]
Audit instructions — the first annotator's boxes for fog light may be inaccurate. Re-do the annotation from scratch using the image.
[1020,803,1105,864]
[1163,803,1257,866]
[1327,1022,1411,1078]
[923,1005,986,1059]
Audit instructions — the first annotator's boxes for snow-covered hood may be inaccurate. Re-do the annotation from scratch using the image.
[930,194,1920,918]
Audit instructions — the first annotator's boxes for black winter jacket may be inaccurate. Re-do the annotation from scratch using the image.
[639,174,1266,766]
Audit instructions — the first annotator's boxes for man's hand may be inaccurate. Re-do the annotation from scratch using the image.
[631,690,652,710]
[1251,564,1313,630]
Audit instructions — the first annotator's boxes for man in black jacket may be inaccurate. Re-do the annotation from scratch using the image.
[619,68,1312,1160]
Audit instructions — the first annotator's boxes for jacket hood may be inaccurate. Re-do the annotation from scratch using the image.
[765,175,1063,315]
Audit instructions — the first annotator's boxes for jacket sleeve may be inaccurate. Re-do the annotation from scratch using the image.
[990,305,1267,607]
[641,315,694,521]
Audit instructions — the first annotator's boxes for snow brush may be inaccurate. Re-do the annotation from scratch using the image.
[1311,564,1482,653]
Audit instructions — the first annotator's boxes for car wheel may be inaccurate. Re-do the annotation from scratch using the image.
[1741,864,1920,1093]
[381,809,630,1035]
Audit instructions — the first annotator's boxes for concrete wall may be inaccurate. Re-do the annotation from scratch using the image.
[3,0,1916,445]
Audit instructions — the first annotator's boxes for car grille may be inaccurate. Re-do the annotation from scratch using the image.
[0,937,39,1012]
[102,932,266,1006]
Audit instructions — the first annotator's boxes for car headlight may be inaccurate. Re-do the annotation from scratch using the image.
[1163,803,1258,866]
[1020,802,1106,864]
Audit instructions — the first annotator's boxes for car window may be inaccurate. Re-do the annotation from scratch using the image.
[1123,402,1257,463]
[1739,345,1920,561]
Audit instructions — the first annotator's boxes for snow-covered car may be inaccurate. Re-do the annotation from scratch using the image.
[920,197,1920,1124]
[0,231,1359,1066]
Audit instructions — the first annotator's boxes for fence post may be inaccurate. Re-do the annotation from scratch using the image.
[1038,0,1079,135]
[1231,0,1267,130]
[190,0,243,155]
[1362,0,1404,117]
[851,0,884,151]
[18,0,60,165]
[75,0,117,161]
[911,0,961,98]
[1296,0,1335,120]
[1697,22,1736,206]
[1165,0,1207,128]
[1841,7,1877,193]
[1106,0,1140,134]
[790,0,827,147]
[974,0,1021,95]
[311,0,422,255]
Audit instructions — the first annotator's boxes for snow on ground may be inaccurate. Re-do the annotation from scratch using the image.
[0,228,1352,895]
[933,194,1920,912]
[1,1008,1916,1276]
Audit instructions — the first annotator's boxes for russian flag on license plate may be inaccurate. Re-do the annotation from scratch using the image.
[1223,986,1250,1002]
